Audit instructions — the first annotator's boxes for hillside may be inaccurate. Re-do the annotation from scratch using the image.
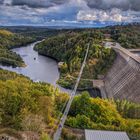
[65,92,140,140]
[34,24,140,89]
[0,29,13,36]
[0,69,69,139]
[0,70,140,140]
[34,30,116,89]
[103,24,140,49]
[0,24,140,139]
[0,29,34,67]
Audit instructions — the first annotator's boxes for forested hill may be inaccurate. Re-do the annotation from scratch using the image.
[0,29,34,67]
[102,23,140,49]
[0,69,69,139]
[0,24,140,139]
[0,69,140,140]
[34,30,116,89]
[34,24,140,89]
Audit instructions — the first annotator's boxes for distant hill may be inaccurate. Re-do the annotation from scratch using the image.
[102,23,140,48]
[0,29,13,36]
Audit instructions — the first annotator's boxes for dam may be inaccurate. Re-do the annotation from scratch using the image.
[98,43,140,103]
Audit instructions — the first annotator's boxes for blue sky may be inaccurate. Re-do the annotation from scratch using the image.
[0,0,140,27]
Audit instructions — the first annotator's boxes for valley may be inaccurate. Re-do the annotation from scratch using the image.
[0,24,140,140]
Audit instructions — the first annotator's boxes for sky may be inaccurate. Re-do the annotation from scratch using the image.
[0,0,140,27]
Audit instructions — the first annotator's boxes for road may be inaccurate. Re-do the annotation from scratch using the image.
[53,44,90,140]
[106,42,140,63]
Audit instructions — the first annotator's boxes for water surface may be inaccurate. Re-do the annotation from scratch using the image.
[0,41,72,93]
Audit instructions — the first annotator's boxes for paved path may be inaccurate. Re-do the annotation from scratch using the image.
[105,42,140,63]
[128,49,140,52]
[53,44,90,140]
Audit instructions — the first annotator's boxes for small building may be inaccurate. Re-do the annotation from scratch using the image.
[85,130,130,140]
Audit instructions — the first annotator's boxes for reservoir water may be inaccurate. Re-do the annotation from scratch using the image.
[0,41,72,93]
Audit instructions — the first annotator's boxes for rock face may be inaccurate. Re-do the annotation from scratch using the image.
[104,49,140,103]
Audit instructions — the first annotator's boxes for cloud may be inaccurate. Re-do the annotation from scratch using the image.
[0,0,139,26]
[77,8,140,22]
[12,0,68,8]
[9,0,140,11]
[1,0,12,5]
[0,0,4,4]
[86,0,140,11]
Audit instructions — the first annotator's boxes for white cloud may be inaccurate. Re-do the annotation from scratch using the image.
[0,0,139,25]
[77,8,140,22]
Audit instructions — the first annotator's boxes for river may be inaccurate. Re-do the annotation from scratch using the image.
[0,41,72,93]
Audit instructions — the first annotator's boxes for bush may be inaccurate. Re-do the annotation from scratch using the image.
[66,92,140,137]
[40,133,52,140]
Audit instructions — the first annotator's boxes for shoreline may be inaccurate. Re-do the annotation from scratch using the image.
[2,40,102,96]
[34,47,102,93]
[34,50,98,92]
[37,52,59,62]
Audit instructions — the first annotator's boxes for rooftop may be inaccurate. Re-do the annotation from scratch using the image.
[85,130,130,140]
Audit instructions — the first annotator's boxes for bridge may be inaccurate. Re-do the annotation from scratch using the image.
[53,44,90,140]
[52,41,140,139]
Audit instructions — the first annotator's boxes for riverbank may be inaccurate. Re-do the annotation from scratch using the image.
[1,62,140,140]
[0,40,77,95]
[34,45,103,92]
[0,29,36,67]
[34,31,116,90]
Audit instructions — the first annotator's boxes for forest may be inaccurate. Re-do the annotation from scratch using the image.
[0,69,69,139]
[34,30,116,89]
[0,24,140,139]
[0,27,69,67]
[0,69,140,140]
[66,93,140,139]
[105,23,140,49]
[0,29,34,67]
[35,24,140,89]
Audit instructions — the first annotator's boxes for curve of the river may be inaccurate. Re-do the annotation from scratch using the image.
[0,41,72,93]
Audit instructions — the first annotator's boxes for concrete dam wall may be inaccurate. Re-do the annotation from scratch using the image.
[104,47,140,103]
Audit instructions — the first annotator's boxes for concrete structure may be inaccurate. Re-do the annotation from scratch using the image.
[128,49,140,57]
[104,43,140,103]
[85,130,130,140]
[93,80,107,98]
[128,49,140,52]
